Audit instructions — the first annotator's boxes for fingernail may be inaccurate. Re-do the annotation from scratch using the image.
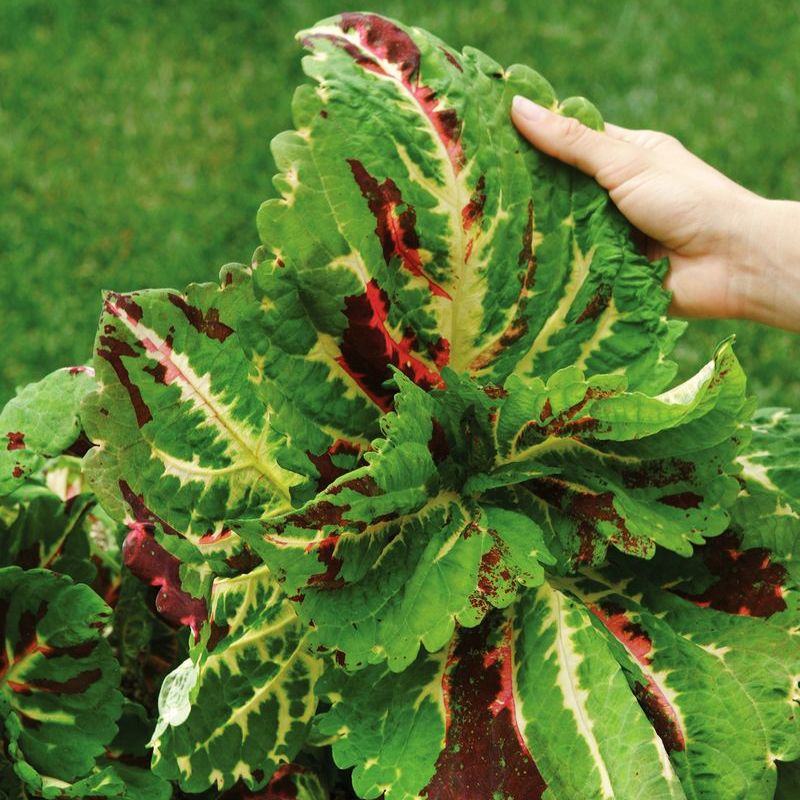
[512,95,548,122]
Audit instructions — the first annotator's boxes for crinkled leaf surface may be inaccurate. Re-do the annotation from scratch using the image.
[82,265,301,569]
[738,407,800,513]
[237,339,747,670]
[315,589,686,800]
[243,11,683,474]
[70,11,791,800]
[150,565,321,793]
[0,567,123,791]
[317,549,800,800]
[0,367,94,496]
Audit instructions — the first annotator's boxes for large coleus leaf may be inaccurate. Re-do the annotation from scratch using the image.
[0,366,95,496]
[0,567,123,796]
[315,546,800,800]
[149,564,321,793]
[237,338,747,671]
[82,264,302,572]
[242,11,685,471]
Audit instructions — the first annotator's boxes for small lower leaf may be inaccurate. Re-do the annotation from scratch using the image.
[150,565,321,793]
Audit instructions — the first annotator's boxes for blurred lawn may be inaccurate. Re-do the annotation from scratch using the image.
[2,0,799,406]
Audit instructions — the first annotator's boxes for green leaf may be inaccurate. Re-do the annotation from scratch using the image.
[82,265,302,568]
[738,407,800,513]
[0,367,95,496]
[0,567,123,790]
[559,560,800,799]
[316,591,686,800]
[237,373,556,671]
[98,702,172,800]
[150,564,321,793]
[239,340,746,671]
[492,337,749,568]
[0,486,96,586]
[241,11,682,480]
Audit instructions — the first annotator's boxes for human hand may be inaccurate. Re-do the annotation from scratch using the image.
[511,95,800,332]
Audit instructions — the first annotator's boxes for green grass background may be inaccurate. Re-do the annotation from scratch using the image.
[2,0,799,406]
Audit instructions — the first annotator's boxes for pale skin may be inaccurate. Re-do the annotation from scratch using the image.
[511,95,800,333]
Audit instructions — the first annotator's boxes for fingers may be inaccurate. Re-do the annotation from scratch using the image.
[511,95,647,189]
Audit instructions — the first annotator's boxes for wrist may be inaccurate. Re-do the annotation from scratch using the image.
[726,195,800,330]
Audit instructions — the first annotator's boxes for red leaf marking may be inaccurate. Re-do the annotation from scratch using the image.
[123,524,207,636]
[427,336,451,368]
[206,621,230,652]
[461,175,486,233]
[0,599,105,697]
[658,492,703,510]
[525,478,641,564]
[305,534,345,591]
[329,13,465,173]
[676,531,787,617]
[622,458,696,490]
[118,480,207,635]
[337,280,445,411]
[307,439,362,492]
[522,386,611,441]
[13,602,48,661]
[575,285,612,324]
[12,465,23,478]
[106,291,143,322]
[262,763,306,799]
[6,432,25,451]
[423,614,546,798]
[64,430,94,457]
[439,46,464,72]
[104,292,202,404]
[347,159,451,299]
[428,418,450,462]
[99,296,153,427]
[68,365,93,376]
[197,529,234,545]
[167,293,234,342]
[589,602,685,753]
[28,669,102,695]
[118,479,182,537]
[475,544,506,599]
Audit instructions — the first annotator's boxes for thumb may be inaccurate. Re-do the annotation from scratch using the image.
[511,95,644,190]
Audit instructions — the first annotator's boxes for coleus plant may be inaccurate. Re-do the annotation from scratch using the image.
[2,11,800,800]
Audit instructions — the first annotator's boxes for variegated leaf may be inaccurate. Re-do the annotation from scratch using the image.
[738,407,800,513]
[82,265,302,569]
[238,339,746,670]
[0,486,95,584]
[0,567,123,790]
[315,590,686,800]
[558,558,800,799]
[150,564,321,793]
[243,12,682,469]
[492,337,749,568]
[236,372,556,670]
